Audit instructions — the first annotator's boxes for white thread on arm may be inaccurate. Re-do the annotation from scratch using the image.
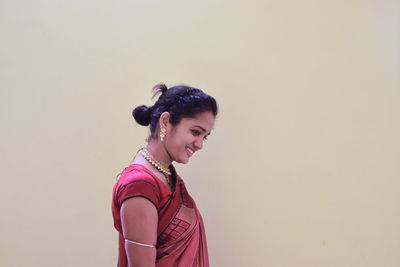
[125,239,156,248]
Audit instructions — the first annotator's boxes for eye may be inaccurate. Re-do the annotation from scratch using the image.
[192,130,209,141]
[191,130,201,136]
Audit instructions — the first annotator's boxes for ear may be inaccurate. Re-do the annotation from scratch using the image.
[159,112,170,128]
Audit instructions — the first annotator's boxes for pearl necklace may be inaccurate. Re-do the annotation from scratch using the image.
[140,147,172,178]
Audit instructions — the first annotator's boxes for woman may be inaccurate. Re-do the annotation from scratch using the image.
[112,83,218,267]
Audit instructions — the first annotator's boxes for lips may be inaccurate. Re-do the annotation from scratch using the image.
[186,146,194,157]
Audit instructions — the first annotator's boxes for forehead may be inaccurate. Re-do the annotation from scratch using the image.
[179,111,215,131]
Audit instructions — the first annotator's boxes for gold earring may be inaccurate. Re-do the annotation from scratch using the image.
[160,127,166,141]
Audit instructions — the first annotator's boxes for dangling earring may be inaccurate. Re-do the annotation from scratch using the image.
[160,127,166,141]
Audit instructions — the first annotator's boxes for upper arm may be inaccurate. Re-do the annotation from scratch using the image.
[121,197,158,267]
[116,176,161,267]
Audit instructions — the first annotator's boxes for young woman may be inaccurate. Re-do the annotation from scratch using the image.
[111,83,218,267]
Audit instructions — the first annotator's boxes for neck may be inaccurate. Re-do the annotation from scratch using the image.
[146,139,173,168]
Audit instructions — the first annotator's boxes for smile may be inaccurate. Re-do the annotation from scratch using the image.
[186,147,194,156]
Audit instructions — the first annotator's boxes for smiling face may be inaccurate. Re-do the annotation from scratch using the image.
[163,111,215,164]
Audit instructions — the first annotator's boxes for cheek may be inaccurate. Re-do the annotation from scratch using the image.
[183,134,197,144]
[174,131,193,143]
[168,132,190,149]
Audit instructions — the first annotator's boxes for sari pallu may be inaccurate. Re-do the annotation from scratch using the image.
[112,164,209,267]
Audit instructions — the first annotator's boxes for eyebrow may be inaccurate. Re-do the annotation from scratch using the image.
[193,125,211,136]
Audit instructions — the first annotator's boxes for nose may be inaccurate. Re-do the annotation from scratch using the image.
[194,138,203,150]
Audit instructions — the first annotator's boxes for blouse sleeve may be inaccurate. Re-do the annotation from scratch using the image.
[116,177,161,210]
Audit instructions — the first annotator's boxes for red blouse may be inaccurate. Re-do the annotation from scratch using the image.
[112,164,209,267]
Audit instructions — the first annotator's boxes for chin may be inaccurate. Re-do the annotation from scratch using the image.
[172,150,192,164]
[176,156,189,164]
[179,158,190,164]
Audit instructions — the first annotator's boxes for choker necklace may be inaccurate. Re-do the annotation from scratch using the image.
[140,147,172,177]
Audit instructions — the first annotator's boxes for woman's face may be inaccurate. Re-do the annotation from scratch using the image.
[165,111,215,164]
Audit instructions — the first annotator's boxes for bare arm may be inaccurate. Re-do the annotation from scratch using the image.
[121,197,158,267]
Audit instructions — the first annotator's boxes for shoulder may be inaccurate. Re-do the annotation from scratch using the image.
[116,164,158,187]
[113,164,162,208]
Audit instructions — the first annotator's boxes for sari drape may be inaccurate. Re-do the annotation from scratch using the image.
[112,164,209,267]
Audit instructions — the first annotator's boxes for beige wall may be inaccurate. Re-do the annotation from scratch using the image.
[1,0,399,266]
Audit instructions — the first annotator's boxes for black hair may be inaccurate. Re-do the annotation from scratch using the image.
[132,83,218,141]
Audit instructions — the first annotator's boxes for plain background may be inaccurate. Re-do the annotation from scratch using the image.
[1,0,399,266]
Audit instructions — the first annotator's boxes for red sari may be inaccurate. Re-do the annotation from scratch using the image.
[112,164,209,267]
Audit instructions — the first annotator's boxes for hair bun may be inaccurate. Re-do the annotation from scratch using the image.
[152,83,168,100]
[132,105,152,126]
